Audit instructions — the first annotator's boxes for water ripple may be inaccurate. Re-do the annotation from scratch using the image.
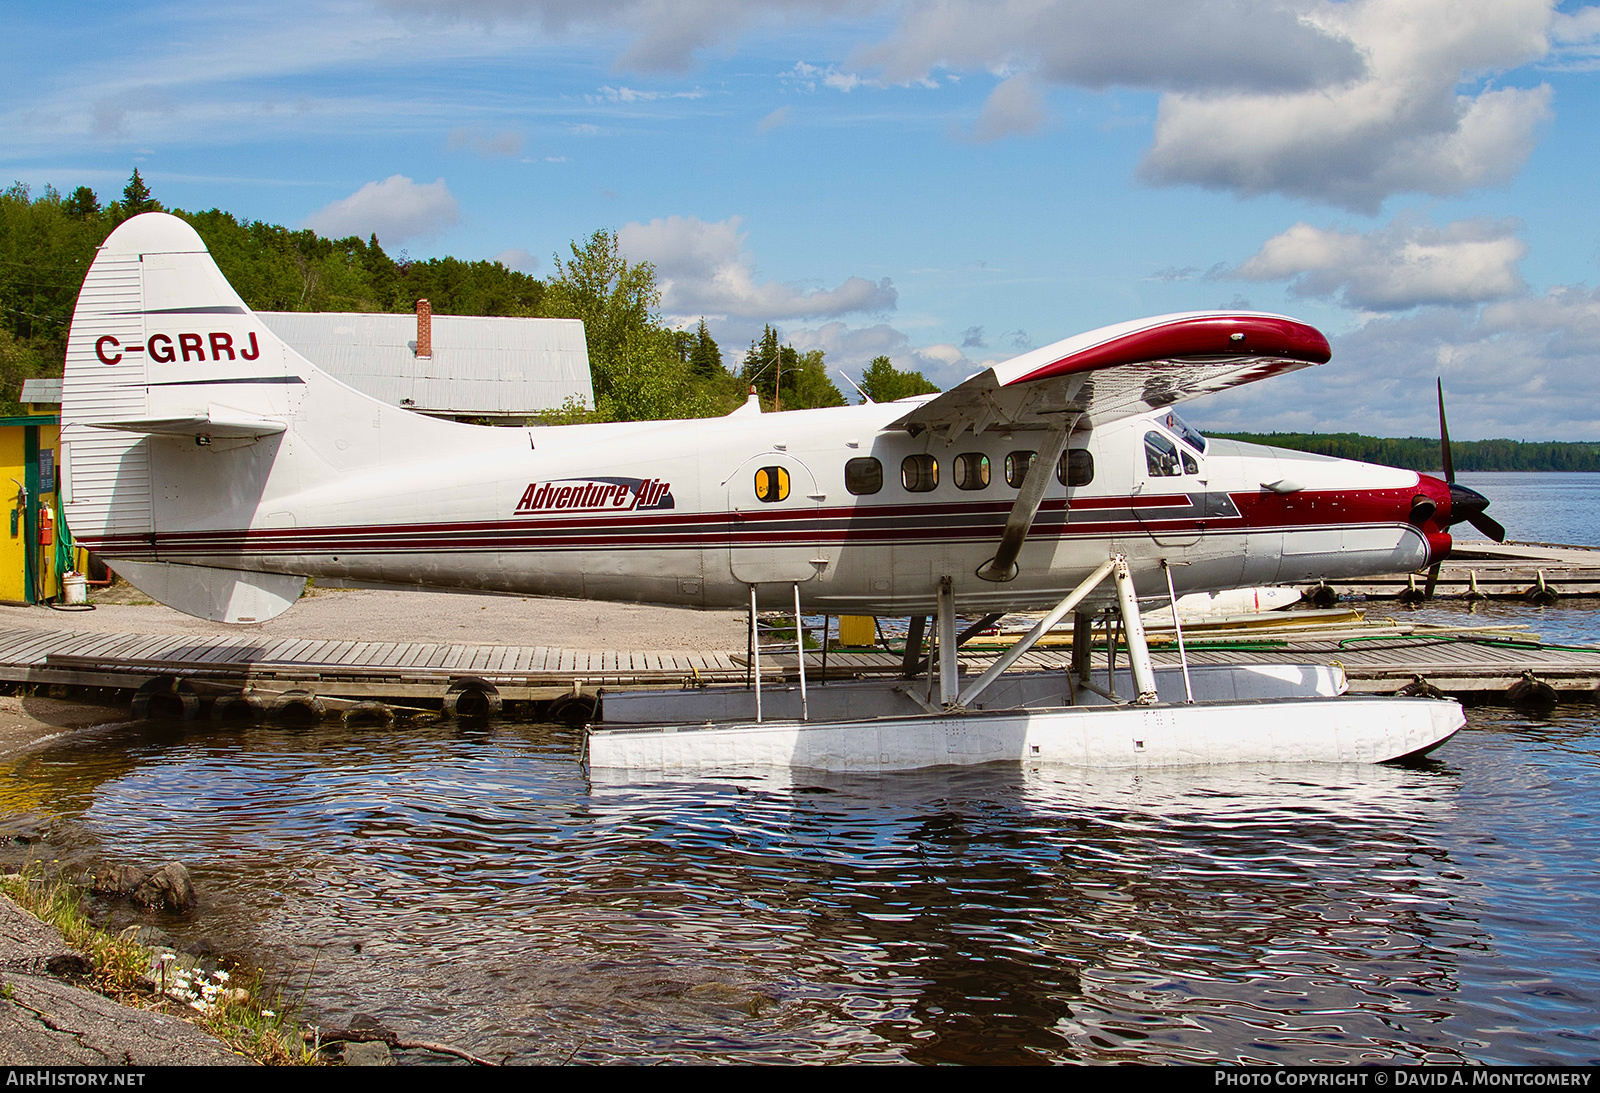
[1,707,1598,1063]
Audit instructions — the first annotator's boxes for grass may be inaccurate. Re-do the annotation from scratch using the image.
[0,866,323,1065]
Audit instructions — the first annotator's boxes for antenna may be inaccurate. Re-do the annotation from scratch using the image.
[838,370,872,403]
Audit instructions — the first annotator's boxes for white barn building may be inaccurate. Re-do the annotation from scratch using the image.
[258,301,591,422]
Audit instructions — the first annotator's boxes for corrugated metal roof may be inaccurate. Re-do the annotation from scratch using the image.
[21,378,62,405]
[259,312,592,417]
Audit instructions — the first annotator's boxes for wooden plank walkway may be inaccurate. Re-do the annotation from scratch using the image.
[1340,541,1600,599]
[1,619,1595,706]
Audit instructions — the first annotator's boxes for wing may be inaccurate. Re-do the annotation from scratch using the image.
[891,311,1330,438]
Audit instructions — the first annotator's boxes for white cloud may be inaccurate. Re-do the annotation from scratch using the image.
[1139,0,1556,211]
[302,175,461,246]
[590,85,707,102]
[788,321,988,391]
[494,247,537,270]
[785,61,875,92]
[617,215,897,321]
[447,126,525,157]
[858,0,1365,93]
[384,0,870,74]
[969,73,1048,142]
[1233,216,1529,310]
[1189,284,1600,441]
[91,85,176,136]
[757,105,791,132]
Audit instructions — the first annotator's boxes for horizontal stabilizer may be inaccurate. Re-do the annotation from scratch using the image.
[92,406,287,439]
[111,560,306,624]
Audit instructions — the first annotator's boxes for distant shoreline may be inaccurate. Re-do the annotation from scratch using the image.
[1209,432,1600,473]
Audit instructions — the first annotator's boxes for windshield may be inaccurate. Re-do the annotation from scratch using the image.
[1159,409,1207,453]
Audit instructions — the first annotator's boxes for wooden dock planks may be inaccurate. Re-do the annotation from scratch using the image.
[3,619,1598,705]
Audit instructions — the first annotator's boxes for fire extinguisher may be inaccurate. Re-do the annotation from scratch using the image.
[38,508,53,546]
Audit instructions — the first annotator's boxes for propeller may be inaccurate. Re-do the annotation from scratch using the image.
[1423,379,1505,597]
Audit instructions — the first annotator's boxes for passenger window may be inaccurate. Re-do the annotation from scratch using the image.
[953,453,990,491]
[1181,450,1199,476]
[845,456,882,495]
[754,465,791,502]
[1005,451,1035,488]
[901,454,939,492]
[1144,431,1181,477]
[1057,449,1094,487]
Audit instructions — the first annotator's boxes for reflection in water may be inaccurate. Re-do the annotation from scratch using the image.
[0,710,1596,1064]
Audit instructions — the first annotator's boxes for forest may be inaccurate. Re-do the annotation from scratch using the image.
[0,171,938,421]
[7,173,1597,469]
[1208,431,1600,473]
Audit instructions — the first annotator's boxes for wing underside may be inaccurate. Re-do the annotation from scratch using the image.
[892,312,1331,438]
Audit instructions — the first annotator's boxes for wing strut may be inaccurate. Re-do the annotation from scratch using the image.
[976,415,1076,583]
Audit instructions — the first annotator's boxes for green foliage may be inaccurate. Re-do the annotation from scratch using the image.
[689,318,724,378]
[0,179,809,425]
[0,176,544,407]
[0,181,106,410]
[1212,431,1600,473]
[182,209,543,315]
[739,325,846,411]
[115,168,161,219]
[63,187,100,219]
[858,355,940,403]
[0,327,51,413]
[540,231,740,421]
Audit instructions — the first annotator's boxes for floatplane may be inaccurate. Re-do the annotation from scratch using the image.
[59,213,1500,772]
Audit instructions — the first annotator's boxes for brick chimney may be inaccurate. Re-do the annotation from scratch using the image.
[415,299,432,359]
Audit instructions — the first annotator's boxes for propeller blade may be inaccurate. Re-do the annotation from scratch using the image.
[1437,377,1455,484]
[1423,561,1441,598]
[1469,511,1507,543]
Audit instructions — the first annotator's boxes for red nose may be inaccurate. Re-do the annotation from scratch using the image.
[1410,473,1454,565]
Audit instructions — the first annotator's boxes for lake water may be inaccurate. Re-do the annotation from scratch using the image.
[1,473,1598,1065]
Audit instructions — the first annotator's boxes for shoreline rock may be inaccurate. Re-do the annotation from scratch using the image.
[0,894,254,1066]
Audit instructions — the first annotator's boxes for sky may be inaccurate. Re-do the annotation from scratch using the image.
[6,0,1600,440]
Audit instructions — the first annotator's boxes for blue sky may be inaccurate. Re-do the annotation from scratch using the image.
[7,1,1600,439]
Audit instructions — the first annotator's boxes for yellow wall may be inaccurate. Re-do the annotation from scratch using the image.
[0,426,25,603]
[0,419,62,604]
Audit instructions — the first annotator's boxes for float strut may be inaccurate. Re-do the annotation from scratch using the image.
[1113,558,1160,705]
[1161,559,1194,703]
[955,557,1117,710]
[937,576,957,706]
[750,584,762,723]
[793,583,808,722]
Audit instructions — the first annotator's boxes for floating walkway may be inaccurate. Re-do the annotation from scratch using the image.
[1342,541,1600,600]
[0,615,1597,719]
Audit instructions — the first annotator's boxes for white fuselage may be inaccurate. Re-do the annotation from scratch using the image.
[84,395,1431,614]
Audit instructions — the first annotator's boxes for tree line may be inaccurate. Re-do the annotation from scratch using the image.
[0,171,940,420]
[1210,431,1600,472]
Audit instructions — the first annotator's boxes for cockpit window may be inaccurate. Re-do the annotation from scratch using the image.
[1145,431,1182,477]
[1159,409,1207,453]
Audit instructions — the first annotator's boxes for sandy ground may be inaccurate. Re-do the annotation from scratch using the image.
[0,583,749,651]
[0,693,137,759]
[0,585,749,755]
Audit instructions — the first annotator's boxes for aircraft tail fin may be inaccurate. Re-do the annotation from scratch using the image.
[60,213,334,621]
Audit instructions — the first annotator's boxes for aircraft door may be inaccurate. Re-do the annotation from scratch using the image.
[726,453,826,584]
[1131,428,1202,547]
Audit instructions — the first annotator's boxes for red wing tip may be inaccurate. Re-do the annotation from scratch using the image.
[1017,313,1331,385]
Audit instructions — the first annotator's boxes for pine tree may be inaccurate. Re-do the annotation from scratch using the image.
[119,169,160,217]
[63,186,100,218]
[689,318,723,377]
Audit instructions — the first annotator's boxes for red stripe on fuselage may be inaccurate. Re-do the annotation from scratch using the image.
[79,484,1421,559]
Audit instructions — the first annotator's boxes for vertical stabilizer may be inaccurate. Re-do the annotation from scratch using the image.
[61,213,323,621]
